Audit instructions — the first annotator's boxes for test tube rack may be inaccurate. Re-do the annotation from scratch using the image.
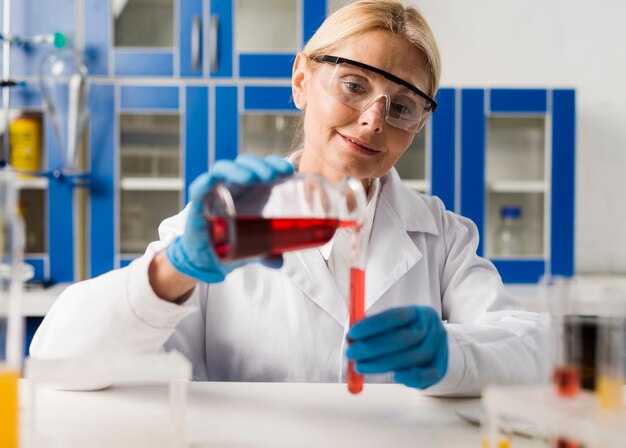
[482,385,626,447]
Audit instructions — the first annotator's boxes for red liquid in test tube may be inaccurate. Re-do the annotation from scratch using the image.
[348,267,365,394]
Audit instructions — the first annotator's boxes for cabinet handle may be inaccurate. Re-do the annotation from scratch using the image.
[210,14,219,73]
[191,15,202,72]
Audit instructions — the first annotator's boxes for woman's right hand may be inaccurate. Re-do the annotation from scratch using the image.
[165,154,294,284]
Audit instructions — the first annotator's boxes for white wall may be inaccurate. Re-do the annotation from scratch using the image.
[329,0,626,274]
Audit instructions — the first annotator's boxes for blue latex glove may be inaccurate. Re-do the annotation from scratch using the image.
[346,305,449,389]
[166,154,295,283]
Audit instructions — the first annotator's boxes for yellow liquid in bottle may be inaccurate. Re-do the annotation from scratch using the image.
[597,375,624,411]
[480,438,511,448]
[0,368,19,448]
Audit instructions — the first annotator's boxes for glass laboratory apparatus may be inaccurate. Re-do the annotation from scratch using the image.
[204,173,366,262]
[0,168,29,448]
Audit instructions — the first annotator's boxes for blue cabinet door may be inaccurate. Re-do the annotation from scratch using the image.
[459,88,575,283]
[88,84,209,274]
[430,88,456,212]
[235,0,326,79]
[85,0,201,77]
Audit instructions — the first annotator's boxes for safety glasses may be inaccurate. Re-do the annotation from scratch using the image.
[311,55,437,133]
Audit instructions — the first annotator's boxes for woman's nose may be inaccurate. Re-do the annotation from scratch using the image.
[358,95,388,133]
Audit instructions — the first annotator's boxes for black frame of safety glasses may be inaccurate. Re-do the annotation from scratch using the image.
[311,55,438,112]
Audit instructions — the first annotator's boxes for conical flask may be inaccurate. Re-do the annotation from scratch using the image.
[39,48,89,174]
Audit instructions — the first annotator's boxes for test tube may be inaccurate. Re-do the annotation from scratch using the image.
[347,264,365,394]
[342,178,367,395]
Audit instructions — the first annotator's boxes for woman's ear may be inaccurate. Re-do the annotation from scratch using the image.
[292,52,308,110]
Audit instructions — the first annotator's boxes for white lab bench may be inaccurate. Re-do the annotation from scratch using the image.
[19,381,543,448]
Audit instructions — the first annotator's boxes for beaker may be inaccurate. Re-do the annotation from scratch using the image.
[203,172,366,262]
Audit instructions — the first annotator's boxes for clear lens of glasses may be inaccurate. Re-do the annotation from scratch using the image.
[318,62,432,133]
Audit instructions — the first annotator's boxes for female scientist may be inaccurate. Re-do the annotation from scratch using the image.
[31,0,542,396]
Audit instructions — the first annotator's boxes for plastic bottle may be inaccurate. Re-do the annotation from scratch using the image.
[9,115,41,176]
[494,205,524,256]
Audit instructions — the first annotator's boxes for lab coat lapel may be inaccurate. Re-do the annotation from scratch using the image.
[282,249,348,326]
[364,194,422,311]
[364,169,440,311]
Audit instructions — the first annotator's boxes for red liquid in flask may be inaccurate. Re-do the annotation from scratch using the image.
[208,216,356,261]
[348,267,365,394]
[552,365,580,398]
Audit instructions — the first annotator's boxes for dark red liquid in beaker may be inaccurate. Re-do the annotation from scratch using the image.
[348,267,365,394]
[552,365,580,398]
[208,216,357,261]
[554,437,581,448]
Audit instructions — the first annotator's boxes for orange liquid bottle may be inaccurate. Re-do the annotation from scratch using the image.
[0,368,19,448]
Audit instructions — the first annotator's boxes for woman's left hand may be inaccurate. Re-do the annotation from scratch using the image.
[346,305,448,389]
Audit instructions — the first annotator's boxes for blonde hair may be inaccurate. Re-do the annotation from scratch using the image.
[303,0,441,97]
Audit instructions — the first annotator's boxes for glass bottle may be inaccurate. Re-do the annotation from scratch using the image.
[494,205,524,256]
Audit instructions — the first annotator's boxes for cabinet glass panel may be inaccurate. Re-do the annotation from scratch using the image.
[486,116,545,184]
[235,0,299,52]
[120,114,180,178]
[19,188,46,254]
[242,113,301,157]
[395,130,427,191]
[120,190,180,253]
[114,0,174,48]
[486,192,544,258]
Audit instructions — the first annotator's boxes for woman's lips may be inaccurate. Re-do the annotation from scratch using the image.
[339,133,379,155]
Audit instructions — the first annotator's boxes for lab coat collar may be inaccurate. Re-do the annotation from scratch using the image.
[379,168,440,236]
[282,167,439,326]
[282,249,348,325]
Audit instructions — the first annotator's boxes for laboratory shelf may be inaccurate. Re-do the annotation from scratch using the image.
[15,177,49,190]
[21,283,69,317]
[483,385,626,447]
[119,177,184,191]
[487,180,546,194]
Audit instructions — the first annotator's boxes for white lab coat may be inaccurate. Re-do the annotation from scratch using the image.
[31,168,543,396]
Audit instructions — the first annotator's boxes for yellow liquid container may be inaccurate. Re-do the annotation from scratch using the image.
[597,375,624,411]
[9,116,41,175]
[0,367,19,448]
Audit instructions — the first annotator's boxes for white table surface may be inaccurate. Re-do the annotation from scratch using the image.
[19,381,544,448]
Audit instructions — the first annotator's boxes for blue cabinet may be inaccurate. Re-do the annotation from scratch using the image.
[85,0,199,77]
[459,88,575,283]
[88,84,210,276]
[8,85,78,283]
[82,0,326,79]
[3,2,575,285]
[80,0,328,275]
